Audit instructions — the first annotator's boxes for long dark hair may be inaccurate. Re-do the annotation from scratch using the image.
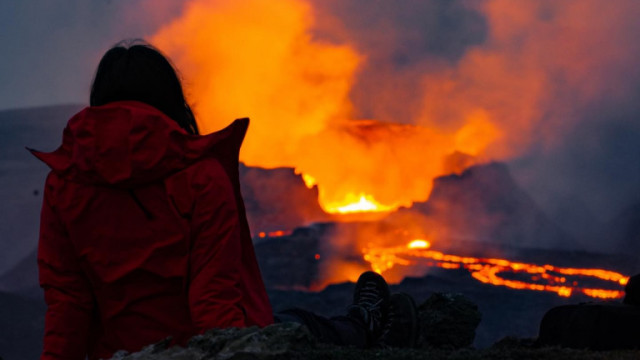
[90,40,199,135]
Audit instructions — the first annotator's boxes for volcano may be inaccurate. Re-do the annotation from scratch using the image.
[400,162,579,250]
[0,105,637,355]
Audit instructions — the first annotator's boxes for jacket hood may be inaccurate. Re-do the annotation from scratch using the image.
[30,101,249,188]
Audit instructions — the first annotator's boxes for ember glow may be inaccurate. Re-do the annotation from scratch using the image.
[258,230,293,239]
[363,240,629,299]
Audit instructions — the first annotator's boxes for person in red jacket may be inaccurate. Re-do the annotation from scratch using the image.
[33,41,418,359]
[32,42,273,359]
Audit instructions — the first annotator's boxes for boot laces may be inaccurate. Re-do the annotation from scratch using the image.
[355,280,385,331]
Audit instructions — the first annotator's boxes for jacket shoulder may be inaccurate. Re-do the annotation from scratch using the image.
[164,158,233,217]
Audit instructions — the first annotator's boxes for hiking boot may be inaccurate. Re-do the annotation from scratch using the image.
[347,271,390,342]
[377,292,419,348]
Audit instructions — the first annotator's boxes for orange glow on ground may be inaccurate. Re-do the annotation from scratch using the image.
[257,230,292,238]
[363,240,629,299]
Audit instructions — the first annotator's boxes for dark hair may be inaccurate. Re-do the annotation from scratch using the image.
[90,40,199,135]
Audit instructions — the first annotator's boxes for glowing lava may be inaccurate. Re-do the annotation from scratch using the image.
[408,239,431,249]
[363,240,629,299]
[297,173,397,214]
[324,193,397,214]
[257,230,293,238]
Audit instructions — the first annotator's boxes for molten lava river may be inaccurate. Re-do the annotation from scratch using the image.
[363,239,629,300]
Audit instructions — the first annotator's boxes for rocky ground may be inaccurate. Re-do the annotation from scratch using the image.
[109,293,640,360]
[109,324,640,360]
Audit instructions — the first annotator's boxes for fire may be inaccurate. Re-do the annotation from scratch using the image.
[299,173,317,189]
[407,239,430,249]
[364,240,629,299]
[150,0,503,215]
[148,0,640,217]
[324,193,397,214]
[149,1,637,298]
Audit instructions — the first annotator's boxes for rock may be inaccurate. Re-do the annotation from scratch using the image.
[111,293,483,359]
[416,292,481,349]
[405,162,577,250]
[191,322,316,358]
[110,322,316,360]
[491,336,536,349]
[624,273,640,305]
[537,302,640,350]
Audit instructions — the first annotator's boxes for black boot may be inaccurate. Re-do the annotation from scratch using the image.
[377,292,419,348]
[347,271,390,345]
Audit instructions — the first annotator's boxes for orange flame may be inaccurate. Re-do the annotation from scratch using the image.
[151,0,506,214]
[149,1,636,296]
[407,239,430,249]
[324,193,397,214]
[149,0,640,215]
[363,240,629,299]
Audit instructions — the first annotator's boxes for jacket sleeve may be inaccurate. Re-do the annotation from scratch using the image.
[38,174,95,360]
[188,160,247,330]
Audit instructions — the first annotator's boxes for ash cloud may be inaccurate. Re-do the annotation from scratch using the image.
[311,0,488,122]
[310,0,640,241]
[4,0,640,251]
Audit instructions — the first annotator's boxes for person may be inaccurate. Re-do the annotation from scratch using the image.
[31,40,417,360]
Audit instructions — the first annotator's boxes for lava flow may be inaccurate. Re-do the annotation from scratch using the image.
[363,240,629,300]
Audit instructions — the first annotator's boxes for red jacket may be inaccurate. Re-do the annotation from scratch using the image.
[31,101,273,360]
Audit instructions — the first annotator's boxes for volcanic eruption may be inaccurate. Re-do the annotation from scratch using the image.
[146,0,640,299]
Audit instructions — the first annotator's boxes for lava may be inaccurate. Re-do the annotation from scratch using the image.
[363,240,629,299]
[257,230,293,238]
[150,0,640,218]
[324,193,397,214]
[150,0,637,299]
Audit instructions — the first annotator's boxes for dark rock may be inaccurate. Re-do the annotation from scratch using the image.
[491,336,536,349]
[606,201,640,257]
[624,274,640,306]
[110,292,483,359]
[402,162,577,250]
[416,292,481,349]
[239,164,328,234]
[110,322,316,360]
[538,303,640,350]
[254,225,325,289]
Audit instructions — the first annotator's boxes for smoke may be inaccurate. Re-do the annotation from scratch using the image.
[323,0,640,223]
[150,0,640,245]
[150,0,495,212]
[4,0,640,222]
[310,0,489,123]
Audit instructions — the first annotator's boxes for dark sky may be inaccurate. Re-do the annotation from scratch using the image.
[0,0,182,110]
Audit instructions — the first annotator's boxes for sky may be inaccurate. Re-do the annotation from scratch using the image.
[2,0,640,239]
[0,0,182,110]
